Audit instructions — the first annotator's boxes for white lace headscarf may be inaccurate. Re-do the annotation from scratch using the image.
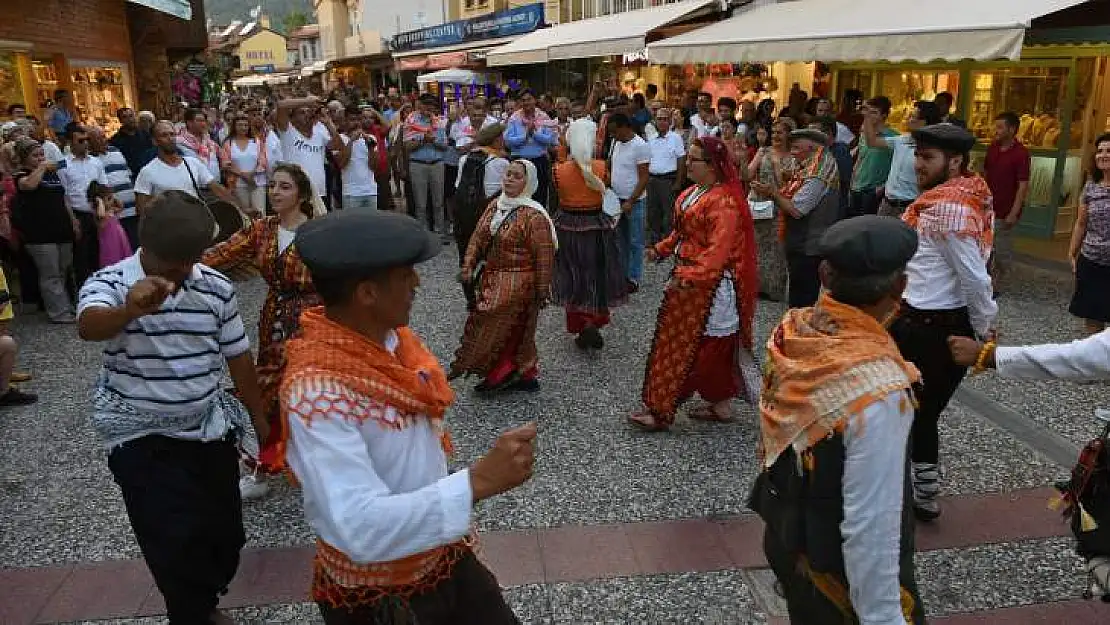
[566,118,606,193]
[490,159,558,249]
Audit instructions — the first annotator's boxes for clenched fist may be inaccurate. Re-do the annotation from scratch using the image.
[125,277,175,319]
[470,422,538,502]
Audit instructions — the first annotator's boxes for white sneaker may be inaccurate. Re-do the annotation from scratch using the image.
[239,474,270,500]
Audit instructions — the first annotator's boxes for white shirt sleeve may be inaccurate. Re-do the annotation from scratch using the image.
[996,330,1110,381]
[672,134,687,158]
[487,158,510,190]
[133,165,153,196]
[188,157,216,187]
[285,386,474,564]
[939,233,998,338]
[841,390,913,625]
[455,155,467,188]
[635,141,652,165]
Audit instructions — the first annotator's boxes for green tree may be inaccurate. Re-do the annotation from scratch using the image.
[282,10,309,34]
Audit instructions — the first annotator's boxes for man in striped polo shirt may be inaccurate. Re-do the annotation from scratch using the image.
[90,127,139,250]
[77,191,267,625]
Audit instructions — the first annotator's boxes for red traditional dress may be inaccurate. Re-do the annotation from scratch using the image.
[451,195,556,387]
[641,180,761,426]
[202,216,319,470]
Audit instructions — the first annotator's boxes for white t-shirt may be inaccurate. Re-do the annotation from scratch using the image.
[455,153,510,198]
[340,134,378,197]
[134,156,214,199]
[610,135,651,200]
[42,140,64,165]
[279,123,331,198]
[647,131,686,175]
[228,139,266,187]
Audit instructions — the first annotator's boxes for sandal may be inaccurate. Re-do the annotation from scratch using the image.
[688,405,735,423]
[628,412,669,432]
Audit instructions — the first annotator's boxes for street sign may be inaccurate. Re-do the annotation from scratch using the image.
[393,3,544,53]
[250,64,275,73]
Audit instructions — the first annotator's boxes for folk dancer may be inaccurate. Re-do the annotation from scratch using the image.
[281,211,536,624]
[552,118,628,350]
[752,215,926,625]
[451,160,557,393]
[201,164,321,500]
[890,123,998,521]
[629,136,761,431]
[77,191,267,625]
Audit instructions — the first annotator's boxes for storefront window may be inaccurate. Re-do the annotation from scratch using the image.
[834,69,873,106]
[968,65,1068,148]
[878,69,959,132]
[70,62,132,135]
[32,59,60,109]
[0,52,24,117]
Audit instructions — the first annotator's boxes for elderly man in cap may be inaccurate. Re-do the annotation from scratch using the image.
[752,215,926,625]
[751,127,841,307]
[280,211,536,624]
[889,122,997,522]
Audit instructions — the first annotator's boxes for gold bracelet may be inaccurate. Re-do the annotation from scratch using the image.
[972,340,997,375]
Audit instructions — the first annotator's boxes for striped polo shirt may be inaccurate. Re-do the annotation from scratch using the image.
[98,147,138,219]
[77,252,250,415]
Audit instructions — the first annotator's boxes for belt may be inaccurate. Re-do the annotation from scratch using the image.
[410,159,442,165]
[886,197,914,207]
[897,301,970,327]
[650,172,676,178]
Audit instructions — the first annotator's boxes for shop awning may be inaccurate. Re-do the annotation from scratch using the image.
[416,68,498,85]
[127,0,192,20]
[486,0,719,67]
[392,36,520,59]
[300,60,328,77]
[232,75,267,88]
[647,0,1091,64]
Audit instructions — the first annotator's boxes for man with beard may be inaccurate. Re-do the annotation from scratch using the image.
[890,123,997,522]
[108,107,154,178]
[134,121,241,216]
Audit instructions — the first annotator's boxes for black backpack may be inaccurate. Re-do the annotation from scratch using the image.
[454,153,492,223]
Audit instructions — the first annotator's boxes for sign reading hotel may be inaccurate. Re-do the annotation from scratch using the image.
[392,3,544,53]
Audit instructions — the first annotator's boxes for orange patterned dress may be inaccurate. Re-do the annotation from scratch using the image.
[202,216,319,470]
[451,200,556,382]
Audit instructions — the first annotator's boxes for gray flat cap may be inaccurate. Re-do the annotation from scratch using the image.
[911,122,976,152]
[818,215,918,275]
[789,128,829,145]
[295,211,440,278]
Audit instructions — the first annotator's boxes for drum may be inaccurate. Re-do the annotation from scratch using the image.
[207,200,259,281]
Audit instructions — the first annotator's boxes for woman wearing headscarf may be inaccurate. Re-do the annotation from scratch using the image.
[451,159,557,394]
[551,118,628,349]
[630,137,761,431]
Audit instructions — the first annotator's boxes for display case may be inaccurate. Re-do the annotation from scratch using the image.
[0,52,24,119]
[967,65,1069,147]
[32,59,59,109]
[70,61,133,136]
[878,69,959,131]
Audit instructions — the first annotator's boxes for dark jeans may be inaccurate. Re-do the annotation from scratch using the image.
[74,210,99,287]
[317,550,519,625]
[119,215,141,252]
[522,155,550,206]
[786,252,822,308]
[646,175,677,244]
[888,305,975,464]
[108,435,244,625]
[849,187,882,218]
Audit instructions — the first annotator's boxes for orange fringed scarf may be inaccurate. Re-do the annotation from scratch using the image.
[759,294,920,469]
[902,173,994,259]
[777,146,840,241]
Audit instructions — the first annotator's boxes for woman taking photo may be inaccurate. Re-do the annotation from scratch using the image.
[451,159,557,394]
[219,114,268,218]
[11,137,79,324]
[747,117,796,302]
[1069,132,1110,336]
[202,163,320,500]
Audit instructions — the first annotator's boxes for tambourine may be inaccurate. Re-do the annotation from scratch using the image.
[208,200,260,281]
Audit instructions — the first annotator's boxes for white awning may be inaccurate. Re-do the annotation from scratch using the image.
[232,75,267,88]
[392,36,521,59]
[647,0,1091,64]
[126,0,192,20]
[416,68,497,85]
[486,0,719,67]
[300,60,328,76]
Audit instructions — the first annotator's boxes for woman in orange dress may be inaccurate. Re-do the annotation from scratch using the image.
[202,163,319,498]
[630,136,761,431]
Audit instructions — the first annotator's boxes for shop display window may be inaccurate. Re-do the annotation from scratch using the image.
[32,59,59,109]
[0,53,23,118]
[834,69,873,105]
[968,65,1068,148]
[878,69,959,132]
[70,63,132,136]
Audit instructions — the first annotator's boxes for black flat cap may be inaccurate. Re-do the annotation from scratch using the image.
[911,122,976,152]
[819,215,919,275]
[789,128,829,145]
[295,211,440,278]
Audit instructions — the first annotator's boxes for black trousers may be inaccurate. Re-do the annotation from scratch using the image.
[108,435,245,625]
[74,211,99,288]
[888,305,975,464]
[849,188,882,218]
[786,252,822,309]
[316,551,519,625]
[523,155,550,206]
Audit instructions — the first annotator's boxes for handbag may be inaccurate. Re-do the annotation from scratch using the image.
[466,206,519,309]
[602,188,622,219]
[749,196,775,221]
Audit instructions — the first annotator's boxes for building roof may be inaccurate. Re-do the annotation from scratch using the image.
[287,24,320,40]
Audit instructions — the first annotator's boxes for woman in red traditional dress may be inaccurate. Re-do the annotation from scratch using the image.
[202,163,320,499]
[630,136,762,432]
[450,159,557,394]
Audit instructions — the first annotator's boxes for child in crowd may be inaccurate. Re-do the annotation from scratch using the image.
[87,181,132,268]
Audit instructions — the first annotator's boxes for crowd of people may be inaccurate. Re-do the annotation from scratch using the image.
[0,76,1108,624]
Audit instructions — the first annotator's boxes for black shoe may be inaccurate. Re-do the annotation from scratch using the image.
[475,371,521,395]
[510,378,540,392]
[579,326,604,349]
[574,332,591,349]
[0,388,38,406]
[912,502,942,522]
[626,280,640,295]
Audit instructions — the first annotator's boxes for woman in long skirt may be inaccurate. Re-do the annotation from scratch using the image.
[747,119,796,301]
[451,159,557,393]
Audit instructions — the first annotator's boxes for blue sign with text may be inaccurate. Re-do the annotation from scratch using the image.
[391,3,544,53]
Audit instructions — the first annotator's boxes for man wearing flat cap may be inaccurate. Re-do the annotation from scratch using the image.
[889,122,997,522]
[752,215,926,625]
[279,211,535,624]
[750,127,841,307]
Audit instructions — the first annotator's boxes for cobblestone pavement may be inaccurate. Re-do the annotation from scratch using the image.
[1,246,1108,624]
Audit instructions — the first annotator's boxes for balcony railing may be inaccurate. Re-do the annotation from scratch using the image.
[570,0,691,21]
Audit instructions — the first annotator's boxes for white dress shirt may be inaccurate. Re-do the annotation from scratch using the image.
[647,131,686,175]
[58,154,108,214]
[841,390,915,625]
[451,115,499,150]
[689,113,719,141]
[996,330,1110,381]
[284,331,473,564]
[903,233,998,337]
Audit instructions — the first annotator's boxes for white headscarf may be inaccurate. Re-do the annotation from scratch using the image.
[566,118,606,193]
[490,159,558,250]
